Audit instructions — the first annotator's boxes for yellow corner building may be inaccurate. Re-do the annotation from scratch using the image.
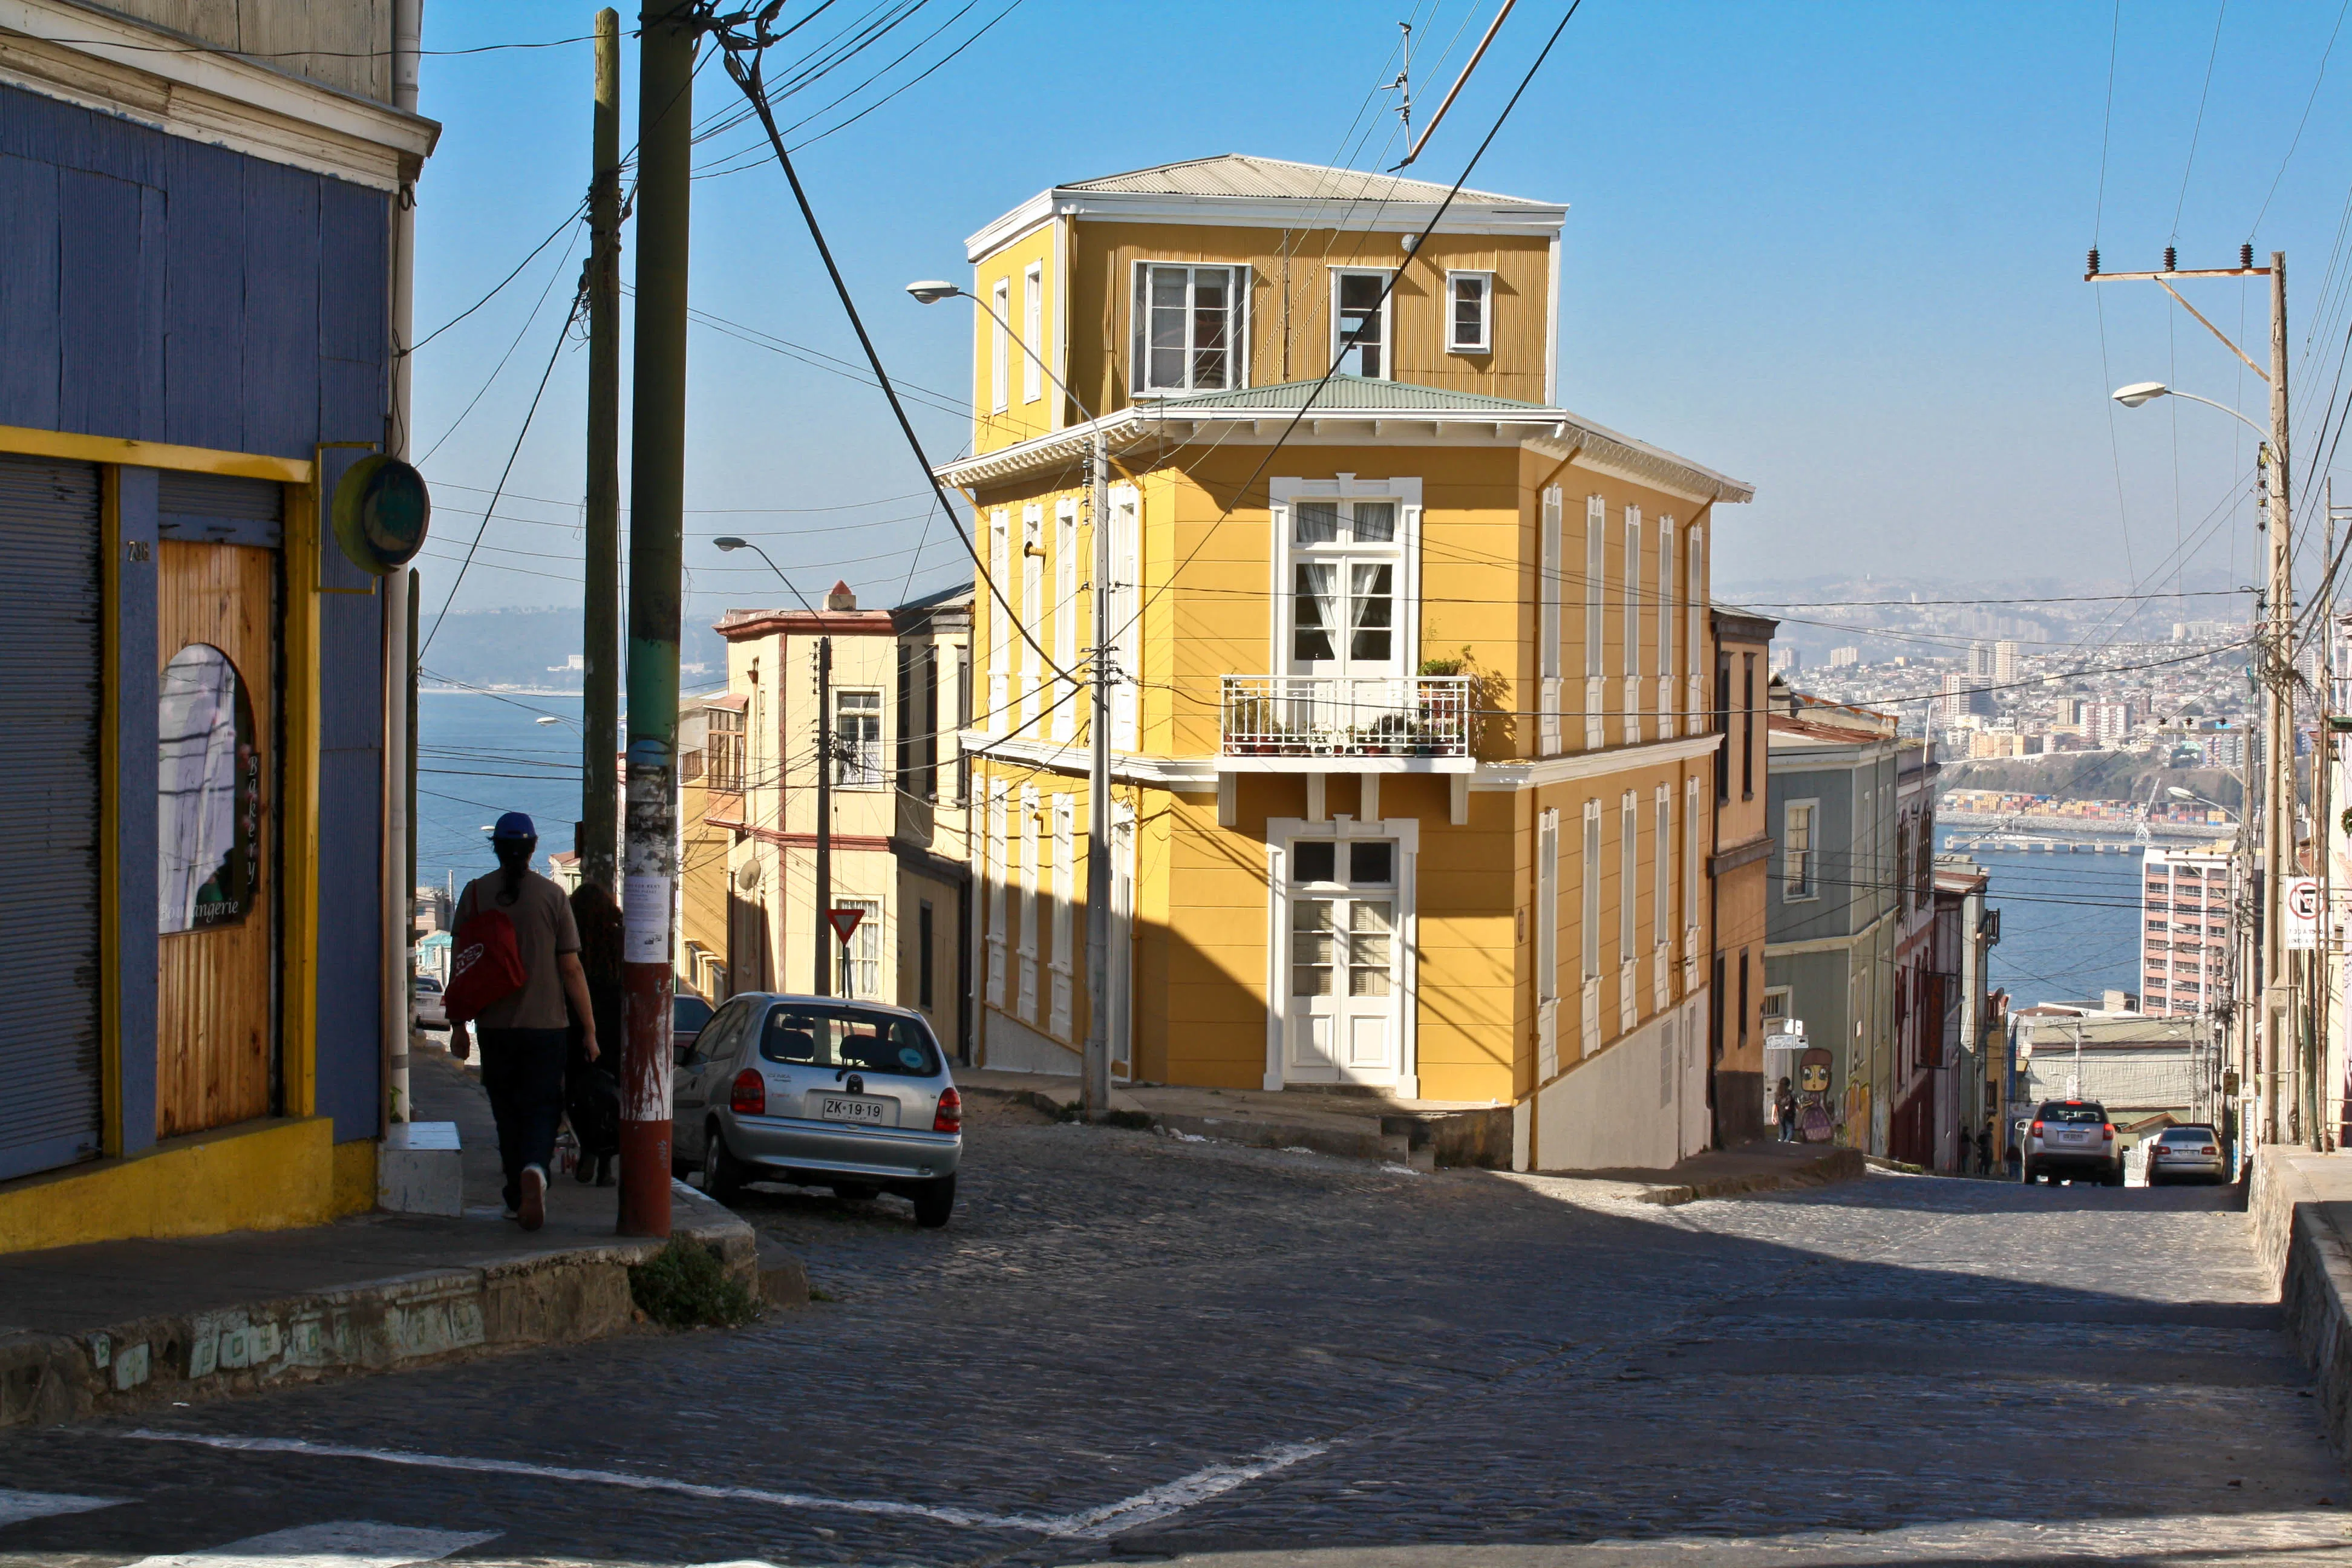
[945,155,1754,1172]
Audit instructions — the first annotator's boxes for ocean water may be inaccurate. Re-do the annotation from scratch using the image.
[416,689,586,900]
[1937,830,2146,1009]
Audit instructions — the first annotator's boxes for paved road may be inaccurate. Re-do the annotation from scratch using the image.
[1,1097,2344,1566]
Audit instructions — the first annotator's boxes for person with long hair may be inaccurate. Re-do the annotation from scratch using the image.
[449,813,596,1229]
[566,880,626,1187]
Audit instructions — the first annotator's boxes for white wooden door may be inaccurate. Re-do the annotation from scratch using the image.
[1284,839,1400,1084]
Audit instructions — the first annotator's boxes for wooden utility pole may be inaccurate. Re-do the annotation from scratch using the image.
[582,7,622,894]
[813,632,834,995]
[618,0,694,1238]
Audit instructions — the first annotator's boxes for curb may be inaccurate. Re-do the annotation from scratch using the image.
[0,1185,767,1430]
[961,1081,1511,1169]
[1632,1147,1866,1206]
[2249,1148,2352,1459]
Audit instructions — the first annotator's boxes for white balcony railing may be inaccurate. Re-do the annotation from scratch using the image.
[1220,675,1473,760]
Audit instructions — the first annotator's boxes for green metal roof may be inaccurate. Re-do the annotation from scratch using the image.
[1151,374,1550,414]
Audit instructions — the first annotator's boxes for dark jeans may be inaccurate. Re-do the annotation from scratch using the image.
[479,1027,568,1210]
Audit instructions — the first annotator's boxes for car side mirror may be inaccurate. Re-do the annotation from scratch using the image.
[674,1043,697,1067]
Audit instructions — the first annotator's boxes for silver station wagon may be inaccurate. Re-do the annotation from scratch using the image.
[671,993,962,1227]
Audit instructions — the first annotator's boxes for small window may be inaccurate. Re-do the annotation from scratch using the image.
[707,706,745,792]
[1132,263,1246,394]
[1446,271,1491,353]
[1783,802,1816,900]
[1349,841,1393,885]
[1333,270,1391,378]
[1294,841,1338,883]
[158,642,260,934]
[1293,498,1397,546]
[834,689,883,788]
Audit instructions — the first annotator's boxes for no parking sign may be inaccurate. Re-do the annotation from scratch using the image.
[2287,877,2320,950]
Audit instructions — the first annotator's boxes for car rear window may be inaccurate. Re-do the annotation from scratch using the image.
[2161,1127,2216,1143]
[759,1005,941,1076]
[2039,1102,2105,1123]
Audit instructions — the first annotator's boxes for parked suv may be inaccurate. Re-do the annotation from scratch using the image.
[672,993,961,1227]
[2020,1100,2123,1186]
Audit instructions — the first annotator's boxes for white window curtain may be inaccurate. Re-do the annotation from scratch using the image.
[837,897,883,999]
[1293,564,1338,662]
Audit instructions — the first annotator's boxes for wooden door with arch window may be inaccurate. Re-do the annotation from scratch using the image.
[156,539,277,1135]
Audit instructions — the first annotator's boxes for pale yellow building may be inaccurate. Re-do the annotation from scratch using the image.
[707,585,972,1053]
[945,155,1755,1171]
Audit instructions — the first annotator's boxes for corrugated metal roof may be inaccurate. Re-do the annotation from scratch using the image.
[1152,374,1547,413]
[1063,154,1532,207]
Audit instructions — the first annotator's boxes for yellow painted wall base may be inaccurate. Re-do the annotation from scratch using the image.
[0,1116,340,1256]
[330,1137,379,1218]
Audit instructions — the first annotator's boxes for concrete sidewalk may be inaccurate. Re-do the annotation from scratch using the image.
[959,1068,1512,1168]
[0,1043,774,1429]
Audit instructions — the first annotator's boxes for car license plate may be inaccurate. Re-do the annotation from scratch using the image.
[2061,1130,2088,1143]
[818,1094,892,1126]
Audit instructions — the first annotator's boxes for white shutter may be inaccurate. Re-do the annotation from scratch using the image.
[1659,518,1676,730]
[1537,808,1560,1079]
[1686,524,1707,737]
[1111,484,1140,750]
[1583,495,1606,750]
[1539,487,1561,755]
[1619,790,1638,1033]
[1018,783,1039,1021]
[988,509,1011,728]
[985,781,1008,1006]
[1054,500,1078,742]
[1050,795,1074,1037]
[1021,503,1044,733]
[1581,799,1602,1056]
[1623,507,1642,746]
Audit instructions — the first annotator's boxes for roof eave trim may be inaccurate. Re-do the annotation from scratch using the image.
[967,188,1567,263]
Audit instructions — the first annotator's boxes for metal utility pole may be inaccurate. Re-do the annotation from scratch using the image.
[618,0,694,1239]
[581,6,623,894]
[1082,430,1113,1117]
[2264,253,2292,1147]
[812,633,834,996]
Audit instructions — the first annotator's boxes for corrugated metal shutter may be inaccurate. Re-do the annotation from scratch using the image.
[157,471,282,546]
[0,455,103,1180]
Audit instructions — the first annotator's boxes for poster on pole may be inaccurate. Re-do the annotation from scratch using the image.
[2287,877,2320,951]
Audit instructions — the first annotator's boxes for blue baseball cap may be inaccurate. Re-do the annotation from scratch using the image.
[490,811,537,841]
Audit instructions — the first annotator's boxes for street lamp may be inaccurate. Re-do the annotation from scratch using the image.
[2111,382,2269,441]
[908,278,1116,1119]
[2167,785,2241,822]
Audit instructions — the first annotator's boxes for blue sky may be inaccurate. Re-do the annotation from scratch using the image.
[407,0,2352,630]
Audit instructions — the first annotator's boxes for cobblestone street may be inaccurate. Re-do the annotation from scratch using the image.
[1,1100,2344,1566]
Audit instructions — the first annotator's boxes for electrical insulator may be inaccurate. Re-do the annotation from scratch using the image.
[2164,244,2178,272]
[2241,243,2255,270]
[2087,246,2100,275]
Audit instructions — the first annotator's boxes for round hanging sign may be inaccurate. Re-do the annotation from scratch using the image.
[330,454,431,576]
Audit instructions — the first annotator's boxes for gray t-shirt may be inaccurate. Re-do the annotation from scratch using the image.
[457,869,581,1031]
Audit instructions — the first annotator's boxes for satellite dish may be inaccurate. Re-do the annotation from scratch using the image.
[331,454,431,575]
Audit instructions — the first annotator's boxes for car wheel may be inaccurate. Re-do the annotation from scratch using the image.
[702,1125,748,1204]
[910,1174,956,1229]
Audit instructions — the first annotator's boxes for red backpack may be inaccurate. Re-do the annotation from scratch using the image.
[443,907,527,1024]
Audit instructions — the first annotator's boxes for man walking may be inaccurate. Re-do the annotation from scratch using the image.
[450,813,597,1230]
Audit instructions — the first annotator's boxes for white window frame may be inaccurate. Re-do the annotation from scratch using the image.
[1783,799,1820,901]
[1020,503,1043,732]
[1684,776,1702,932]
[990,276,1010,414]
[1269,475,1424,682]
[1445,269,1492,354]
[1583,494,1606,750]
[1653,785,1673,1011]
[1622,506,1642,746]
[835,896,883,1001]
[1619,791,1639,1031]
[987,508,1010,728]
[1539,486,1562,755]
[1050,794,1075,1039]
[1685,523,1706,737]
[1018,783,1039,1021]
[1022,262,1042,405]
[1053,497,1078,742]
[1658,517,1676,728]
[1261,813,1422,1096]
[1131,262,1249,396]
[1537,806,1560,1079]
[985,780,1008,1006]
[1581,798,1602,1055]
[1109,482,1141,750]
[1330,266,1396,380]
[831,687,884,789]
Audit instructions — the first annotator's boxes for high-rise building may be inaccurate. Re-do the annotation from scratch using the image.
[1993,639,2019,684]
[1968,641,1994,679]
[2086,701,2134,746]
[1828,646,1859,668]
[2140,848,2233,1022]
